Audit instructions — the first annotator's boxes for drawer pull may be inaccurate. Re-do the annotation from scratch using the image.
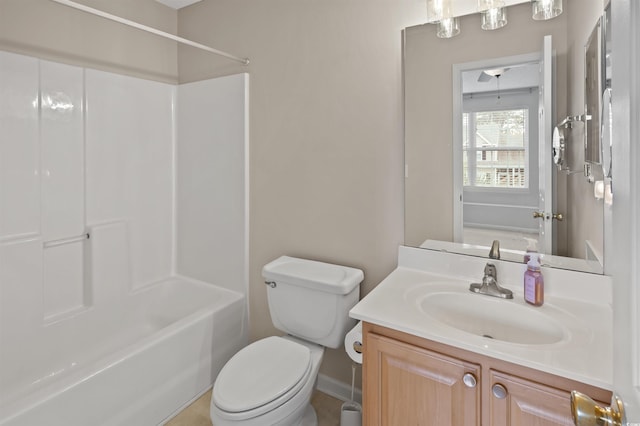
[462,373,477,388]
[492,383,508,399]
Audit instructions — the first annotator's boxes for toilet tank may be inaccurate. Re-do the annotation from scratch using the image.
[262,256,363,349]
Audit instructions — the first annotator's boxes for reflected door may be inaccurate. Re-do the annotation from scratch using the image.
[537,35,555,254]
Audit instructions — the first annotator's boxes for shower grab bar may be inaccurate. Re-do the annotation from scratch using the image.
[43,233,90,249]
[49,0,250,66]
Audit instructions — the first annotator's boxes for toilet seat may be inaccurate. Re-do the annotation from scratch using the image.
[212,336,312,421]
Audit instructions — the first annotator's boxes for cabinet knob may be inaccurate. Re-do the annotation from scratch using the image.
[571,391,626,426]
[492,383,508,399]
[462,373,477,388]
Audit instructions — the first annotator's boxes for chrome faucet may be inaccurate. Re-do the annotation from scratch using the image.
[469,262,513,299]
[489,240,500,260]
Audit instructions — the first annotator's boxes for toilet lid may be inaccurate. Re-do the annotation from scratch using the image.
[213,336,312,413]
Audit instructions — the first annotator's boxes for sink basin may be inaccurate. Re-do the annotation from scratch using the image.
[417,290,567,345]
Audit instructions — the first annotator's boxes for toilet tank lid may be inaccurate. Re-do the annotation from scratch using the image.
[262,256,363,295]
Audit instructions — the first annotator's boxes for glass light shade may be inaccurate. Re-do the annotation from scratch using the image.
[437,17,460,38]
[477,0,505,12]
[532,0,563,20]
[426,0,453,22]
[481,7,507,30]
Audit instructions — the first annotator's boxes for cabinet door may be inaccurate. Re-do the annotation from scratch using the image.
[489,370,573,426]
[364,332,480,426]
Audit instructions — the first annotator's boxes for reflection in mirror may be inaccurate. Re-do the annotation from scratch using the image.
[584,20,602,165]
[404,1,607,274]
[456,58,543,254]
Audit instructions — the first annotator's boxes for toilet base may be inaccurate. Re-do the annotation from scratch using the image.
[298,405,317,426]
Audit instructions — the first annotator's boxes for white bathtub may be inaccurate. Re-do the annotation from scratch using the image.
[0,276,247,426]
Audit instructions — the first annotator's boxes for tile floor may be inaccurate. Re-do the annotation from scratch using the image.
[165,390,343,426]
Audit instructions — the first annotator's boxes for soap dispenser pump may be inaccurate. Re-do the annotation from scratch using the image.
[524,255,544,306]
[523,237,538,263]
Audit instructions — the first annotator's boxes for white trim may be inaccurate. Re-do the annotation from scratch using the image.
[316,373,362,405]
[463,202,537,210]
[464,222,538,234]
[242,74,251,321]
[611,0,640,419]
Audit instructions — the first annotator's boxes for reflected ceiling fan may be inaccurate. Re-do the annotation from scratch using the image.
[477,67,510,82]
[477,67,510,99]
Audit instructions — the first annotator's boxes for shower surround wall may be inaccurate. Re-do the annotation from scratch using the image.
[0,50,249,424]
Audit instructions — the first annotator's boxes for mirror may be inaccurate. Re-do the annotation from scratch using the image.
[404,1,607,273]
[584,20,602,165]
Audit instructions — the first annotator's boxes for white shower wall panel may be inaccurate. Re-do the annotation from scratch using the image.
[85,70,175,289]
[176,74,248,297]
[0,239,43,355]
[43,243,85,320]
[0,52,40,240]
[89,221,132,305]
[40,60,85,241]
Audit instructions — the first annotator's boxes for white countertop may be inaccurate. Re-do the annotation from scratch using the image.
[350,246,613,390]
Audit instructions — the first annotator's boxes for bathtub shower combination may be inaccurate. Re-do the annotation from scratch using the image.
[0,51,249,425]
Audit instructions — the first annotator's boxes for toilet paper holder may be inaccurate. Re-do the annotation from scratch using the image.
[353,341,362,354]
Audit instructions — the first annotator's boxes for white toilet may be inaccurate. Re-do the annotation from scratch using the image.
[210,256,363,426]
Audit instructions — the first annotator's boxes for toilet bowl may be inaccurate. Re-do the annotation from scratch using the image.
[210,336,324,426]
[209,256,363,426]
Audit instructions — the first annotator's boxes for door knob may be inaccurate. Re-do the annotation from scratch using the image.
[533,211,545,219]
[553,213,564,221]
[570,391,626,426]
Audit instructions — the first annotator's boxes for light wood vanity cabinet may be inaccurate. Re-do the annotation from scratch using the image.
[366,331,480,425]
[363,323,611,426]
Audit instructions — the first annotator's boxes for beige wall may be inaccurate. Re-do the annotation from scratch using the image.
[177,0,425,385]
[404,2,569,249]
[565,0,606,259]
[0,0,178,82]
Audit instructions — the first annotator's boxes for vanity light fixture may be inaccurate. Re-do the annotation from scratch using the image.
[478,1,507,30]
[481,7,507,30]
[532,0,563,20]
[437,17,461,38]
[426,0,448,22]
[427,0,461,38]
[477,0,504,10]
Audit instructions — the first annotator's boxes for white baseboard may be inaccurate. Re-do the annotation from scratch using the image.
[316,373,362,404]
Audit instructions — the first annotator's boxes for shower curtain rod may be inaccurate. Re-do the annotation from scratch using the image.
[49,0,250,66]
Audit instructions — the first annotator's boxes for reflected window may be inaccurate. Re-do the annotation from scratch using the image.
[462,109,528,189]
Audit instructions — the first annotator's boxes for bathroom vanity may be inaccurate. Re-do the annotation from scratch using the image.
[363,323,610,425]
[350,246,613,425]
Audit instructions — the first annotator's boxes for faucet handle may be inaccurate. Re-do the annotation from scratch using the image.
[484,262,497,279]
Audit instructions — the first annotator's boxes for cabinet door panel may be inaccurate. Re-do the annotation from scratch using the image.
[364,332,480,426]
[489,370,573,426]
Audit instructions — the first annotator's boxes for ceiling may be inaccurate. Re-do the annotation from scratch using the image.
[462,62,540,94]
[155,0,202,10]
